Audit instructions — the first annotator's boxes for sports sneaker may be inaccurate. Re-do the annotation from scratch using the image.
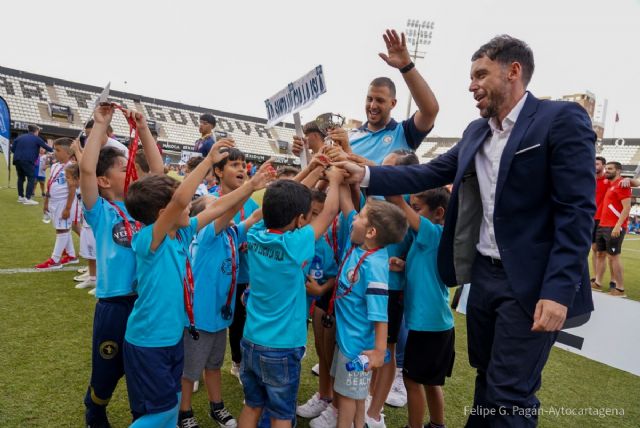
[78,266,88,273]
[75,278,96,289]
[35,258,62,270]
[60,255,79,265]
[311,363,320,376]
[230,361,241,382]
[178,409,200,428]
[297,392,329,418]
[210,405,237,428]
[74,272,90,281]
[23,198,39,205]
[309,404,337,428]
[365,412,386,428]
[385,368,407,407]
[609,288,626,297]
[17,196,26,203]
[88,288,96,296]
[193,380,199,392]
[87,418,112,428]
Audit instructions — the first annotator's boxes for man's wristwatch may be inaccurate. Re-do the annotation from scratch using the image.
[400,62,415,74]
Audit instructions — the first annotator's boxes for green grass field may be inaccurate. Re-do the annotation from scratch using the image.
[0,157,639,427]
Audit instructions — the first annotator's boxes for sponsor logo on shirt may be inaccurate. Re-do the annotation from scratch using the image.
[383,135,393,144]
[221,258,232,275]
[111,221,139,248]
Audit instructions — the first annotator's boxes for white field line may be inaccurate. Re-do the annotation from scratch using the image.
[0,266,82,275]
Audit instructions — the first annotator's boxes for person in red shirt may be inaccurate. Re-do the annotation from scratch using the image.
[594,162,632,296]
[591,156,611,289]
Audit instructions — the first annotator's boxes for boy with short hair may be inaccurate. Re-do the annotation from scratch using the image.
[332,187,408,428]
[123,137,269,427]
[35,138,78,270]
[387,188,454,428]
[79,104,166,427]
[36,147,49,197]
[238,170,343,428]
[210,148,260,378]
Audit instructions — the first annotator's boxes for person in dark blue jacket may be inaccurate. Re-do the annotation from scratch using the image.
[11,124,52,204]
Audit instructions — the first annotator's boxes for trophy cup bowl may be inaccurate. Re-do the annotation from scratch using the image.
[315,113,346,146]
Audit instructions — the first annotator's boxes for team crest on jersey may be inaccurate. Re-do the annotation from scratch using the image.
[111,221,139,248]
[346,268,360,283]
[221,258,232,275]
[383,135,393,144]
[99,341,119,359]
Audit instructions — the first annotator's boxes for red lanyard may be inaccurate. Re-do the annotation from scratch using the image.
[218,188,245,220]
[46,161,69,195]
[106,200,140,242]
[224,230,238,307]
[177,234,198,340]
[324,217,339,264]
[326,244,381,317]
[111,104,139,196]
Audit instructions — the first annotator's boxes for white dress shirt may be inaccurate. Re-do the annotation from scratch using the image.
[475,93,528,259]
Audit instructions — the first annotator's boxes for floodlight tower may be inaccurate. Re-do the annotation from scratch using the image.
[405,19,435,119]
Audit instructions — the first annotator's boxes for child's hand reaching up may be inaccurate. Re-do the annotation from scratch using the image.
[93,104,114,125]
[389,257,406,272]
[207,138,235,164]
[249,160,277,190]
[324,166,345,185]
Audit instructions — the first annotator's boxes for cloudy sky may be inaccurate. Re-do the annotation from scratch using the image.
[3,0,639,138]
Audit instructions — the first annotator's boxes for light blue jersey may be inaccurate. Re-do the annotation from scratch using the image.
[335,211,389,359]
[191,221,247,333]
[305,237,339,309]
[126,217,199,347]
[386,232,413,291]
[211,191,259,284]
[83,197,139,298]
[244,221,315,348]
[348,115,430,165]
[405,217,454,332]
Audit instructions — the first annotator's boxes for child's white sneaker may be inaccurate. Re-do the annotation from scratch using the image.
[74,272,90,281]
[88,288,96,296]
[309,404,337,428]
[311,363,320,376]
[75,278,96,289]
[385,368,407,407]
[297,392,329,418]
[365,412,386,428]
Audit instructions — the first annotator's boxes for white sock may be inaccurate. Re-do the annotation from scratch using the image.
[52,232,70,262]
[64,232,76,257]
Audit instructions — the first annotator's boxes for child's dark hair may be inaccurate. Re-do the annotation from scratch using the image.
[413,187,451,211]
[263,180,311,229]
[125,174,180,225]
[365,199,408,247]
[53,137,74,153]
[96,147,126,177]
[186,156,204,172]
[391,149,419,166]
[213,148,246,180]
[276,166,299,179]
[190,195,210,216]
[135,151,150,173]
[310,189,327,204]
[64,162,79,180]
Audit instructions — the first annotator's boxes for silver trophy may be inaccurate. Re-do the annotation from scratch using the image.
[315,113,345,146]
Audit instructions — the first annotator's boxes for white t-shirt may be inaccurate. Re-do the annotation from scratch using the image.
[104,137,129,158]
[48,162,70,201]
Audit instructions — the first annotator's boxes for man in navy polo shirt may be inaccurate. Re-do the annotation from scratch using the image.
[194,113,217,156]
[11,124,52,205]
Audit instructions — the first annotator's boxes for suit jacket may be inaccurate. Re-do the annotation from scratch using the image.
[368,93,596,318]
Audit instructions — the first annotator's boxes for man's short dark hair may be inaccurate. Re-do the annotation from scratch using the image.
[310,189,327,204]
[213,148,246,180]
[606,161,622,171]
[96,146,126,178]
[391,149,419,166]
[472,35,535,86]
[365,199,407,247]
[28,124,40,133]
[85,119,94,129]
[263,180,311,229]
[596,156,606,164]
[135,151,150,173]
[200,113,217,127]
[125,174,180,225]
[369,77,396,98]
[414,187,451,212]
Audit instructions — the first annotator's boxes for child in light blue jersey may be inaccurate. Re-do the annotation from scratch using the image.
[79,104,165,428]
[387,188,454,428]
[332,184,408,428]
[238,169,343,428]
[178,194,262,428]
[122,137,272,428]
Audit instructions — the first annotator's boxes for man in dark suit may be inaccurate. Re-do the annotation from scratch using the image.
[11,124,52,205]
[338,35,596,427]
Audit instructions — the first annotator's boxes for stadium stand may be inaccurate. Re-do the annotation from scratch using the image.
[0,66,297,164]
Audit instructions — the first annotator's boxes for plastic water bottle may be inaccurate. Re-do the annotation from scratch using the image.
[345,349,392,372]
[309,256,323,281]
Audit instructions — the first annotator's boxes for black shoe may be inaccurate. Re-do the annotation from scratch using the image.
[210,405,237,428]
[87,419,111,428]
[178,409,200,428]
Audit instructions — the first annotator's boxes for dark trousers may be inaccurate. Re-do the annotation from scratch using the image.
[465,255,558,428]
[14,159,36,199]
[84,295,137,425]
[229,283,248,364]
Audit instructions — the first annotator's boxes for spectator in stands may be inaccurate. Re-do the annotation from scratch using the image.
[11,124,52,205]
[84,119,129,158]
[594,162,632,297]
[194,113,217,156]
[292,29,439,165]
